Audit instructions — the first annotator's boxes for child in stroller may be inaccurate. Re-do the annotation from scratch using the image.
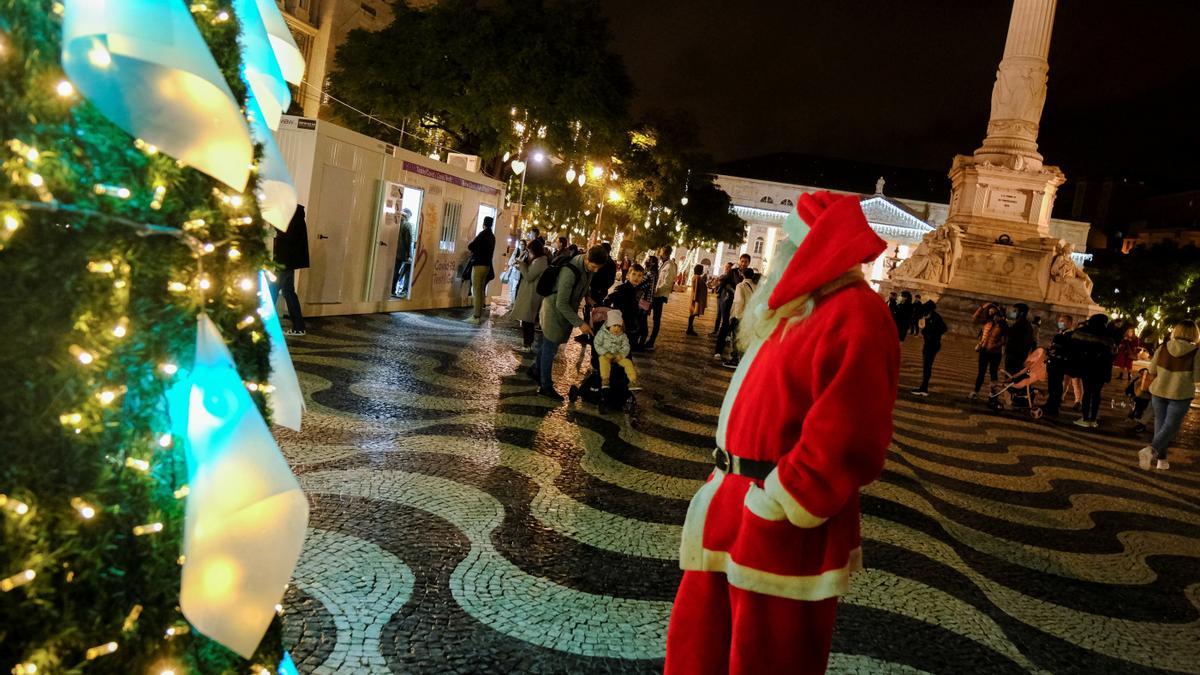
[568,306,642,413]
[987,347,1048,419]
[1125,367,1152,433]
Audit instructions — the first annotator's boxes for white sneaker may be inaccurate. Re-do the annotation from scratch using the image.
[967,391,978,401]
[911,390,929,397]
[713,353,723,360]
[1089,420,1100,429]
[1073,418,1092,428]
[1138,446,1153,470]
[1156,459,1170,470]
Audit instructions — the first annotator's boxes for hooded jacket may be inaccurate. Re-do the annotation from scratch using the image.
[730,277,757,321]
[679,192,899,601]
[593,309,631,358]
[1149,339,1200,400]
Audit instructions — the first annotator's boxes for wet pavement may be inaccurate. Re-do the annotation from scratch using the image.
[277,294,1199,674]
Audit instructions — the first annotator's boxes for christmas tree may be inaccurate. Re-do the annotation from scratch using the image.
[0,1,304,672]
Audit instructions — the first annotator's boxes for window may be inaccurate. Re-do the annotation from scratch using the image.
[360,2,377,16]
[753,237,764,255]
[759,196,774,204]
[780,198,794,206]
[439,201,462,252]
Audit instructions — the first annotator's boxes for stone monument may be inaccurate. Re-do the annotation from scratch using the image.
[889,0,1099,332]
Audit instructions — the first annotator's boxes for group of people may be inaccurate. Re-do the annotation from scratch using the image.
[893,288,1198,472]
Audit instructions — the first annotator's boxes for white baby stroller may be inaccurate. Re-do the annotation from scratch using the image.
[987,348,1047,419]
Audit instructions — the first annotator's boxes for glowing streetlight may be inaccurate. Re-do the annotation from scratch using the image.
[531,151,545,163]
[590,165,604,180]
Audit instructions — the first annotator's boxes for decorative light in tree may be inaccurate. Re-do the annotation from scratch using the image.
[510,159,525,176]
[590,165,604,180]
[577,173,586,187]
[565,166,576,184]
[61,0,254,190]
[166,315,308,658]
[258,270,305,431]
[531,151,545,163]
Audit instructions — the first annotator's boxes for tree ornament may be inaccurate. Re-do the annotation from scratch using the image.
[168,315,308,658]
[61,0,253,191]
[246,93,298,230]
[252,0,305,85]
[258,271,305,431]
[234,0,291,131]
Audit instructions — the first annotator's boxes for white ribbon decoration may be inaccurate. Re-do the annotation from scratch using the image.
[234,0,291,131]
[254,0,306,86]
[171,315,308,658]
[61,0,253,191]
[259,270,305,431]
[247,92,298,231]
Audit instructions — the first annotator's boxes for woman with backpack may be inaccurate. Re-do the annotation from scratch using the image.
[1138,320,1200,470]
[511,239,549,352]
[970,302,1007,399]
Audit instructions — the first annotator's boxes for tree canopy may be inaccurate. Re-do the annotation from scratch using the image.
[1090,242,1200,330]
[328,0,746,248]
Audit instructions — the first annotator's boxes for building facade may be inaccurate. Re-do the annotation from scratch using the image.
[701,174,1091,288]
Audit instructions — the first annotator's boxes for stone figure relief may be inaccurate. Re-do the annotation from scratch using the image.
[1046,240,1094,305]
[891,223,963,285]
[989,63,1049,128]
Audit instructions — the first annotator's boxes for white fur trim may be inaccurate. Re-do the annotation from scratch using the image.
[698,547,863,602]
[764,468,828,529]
[679,469,725,569]
[743,483,786,522]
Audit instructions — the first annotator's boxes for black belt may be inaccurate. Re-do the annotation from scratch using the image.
[712,448,775,481]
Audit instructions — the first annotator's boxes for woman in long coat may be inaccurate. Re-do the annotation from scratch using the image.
[511,239,549,351]
[686,264,708,336]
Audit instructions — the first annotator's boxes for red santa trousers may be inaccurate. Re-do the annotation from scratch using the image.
[664,570,838,675]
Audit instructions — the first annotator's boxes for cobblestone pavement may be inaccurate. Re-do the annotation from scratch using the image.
[277,293,1199,674]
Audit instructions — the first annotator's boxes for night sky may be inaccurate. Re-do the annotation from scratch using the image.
[599,0,1200,183]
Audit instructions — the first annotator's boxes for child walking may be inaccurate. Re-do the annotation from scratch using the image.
[593,310,642,391]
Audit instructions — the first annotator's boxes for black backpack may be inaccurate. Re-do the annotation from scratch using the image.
[536,259,580,296]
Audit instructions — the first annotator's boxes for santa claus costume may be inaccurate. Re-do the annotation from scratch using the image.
[665,191,900,675]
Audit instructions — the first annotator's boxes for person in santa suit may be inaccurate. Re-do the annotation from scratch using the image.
[665,191,900,675]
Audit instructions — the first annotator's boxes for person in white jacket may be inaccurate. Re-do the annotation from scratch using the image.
[593,309,642,391]
[718,269,758,368]
[645,246,679,350]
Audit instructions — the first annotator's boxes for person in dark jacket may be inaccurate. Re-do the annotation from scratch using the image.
[893,290,915,342]
[970,302,1008,399]
[605,264,646,346]
[1004,303,1036,375]
[1071,313,1116,428]
[465,216,496,324]
[711,256,748,353]
[911,300,947,396]
[588,241,617,306]
[272,205,310,336]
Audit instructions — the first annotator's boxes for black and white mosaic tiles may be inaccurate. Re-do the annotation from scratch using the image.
[277,297,1199,674]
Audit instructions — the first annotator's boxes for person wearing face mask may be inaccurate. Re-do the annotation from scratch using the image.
[970,302,1008,399]
[1004,303,1036,377]
[1069,314,1116,428]
[1138,320,1200,470]
[1044,314,1081,417]
[666,192,898,675]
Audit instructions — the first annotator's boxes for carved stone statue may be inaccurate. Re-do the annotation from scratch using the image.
[891,223,963,285]
[875,177,886,195]
[1046,240,1094,305]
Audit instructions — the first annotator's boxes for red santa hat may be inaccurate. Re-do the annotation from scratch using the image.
[768,191,887,310]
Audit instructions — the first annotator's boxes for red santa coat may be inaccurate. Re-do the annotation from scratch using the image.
[678,193,899,601]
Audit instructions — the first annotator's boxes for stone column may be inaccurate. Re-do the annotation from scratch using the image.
[973,0,1058,171]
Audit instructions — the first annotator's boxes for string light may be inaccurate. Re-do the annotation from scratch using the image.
[201,242,215,253]
[87,42,112,68]
[158,433,174,448]
[214,10,230,22]
[237,276,254,291]
[55,80,74,97]
[87,260,115,274]
[69,345,94,364]
[227,247,241,260]
[182,218,206,230]
[0,494,30,515]
[150,184,166,210]
[70,497,96,520]
[197,276,212,291]
[92,184,131,199]
[173,485,190,499]
[12,663,37,674]
[237,315,255,329]
[164,622,190,637]
[158,363,178,377]
[4,214,19,232]
[96,388,121,405]
[58,412,82,427]
[124,457,150,472]
[112,317,129,338]
[84,642,118,660]
[134,139,158,155]
[121,605,143,632]
[1,569,35,592]
[132,522,163,536]
[167,281,188,293]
